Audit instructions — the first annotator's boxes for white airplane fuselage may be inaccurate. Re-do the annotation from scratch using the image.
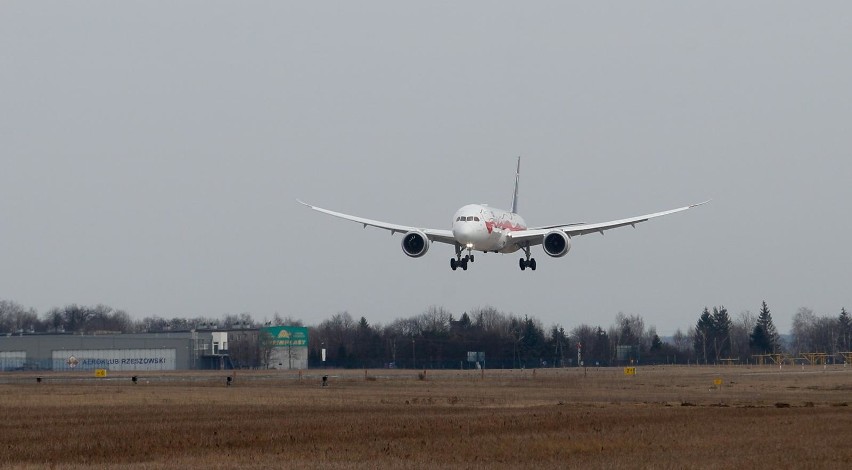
[451,204,527,253]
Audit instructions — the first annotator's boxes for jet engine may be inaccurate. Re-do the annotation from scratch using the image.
[401,231,430,258]
[542,230,571,257]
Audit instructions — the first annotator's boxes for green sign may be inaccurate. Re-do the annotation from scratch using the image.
[262,326,309,348]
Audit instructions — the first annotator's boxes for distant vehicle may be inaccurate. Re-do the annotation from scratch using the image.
[299,157,708,271]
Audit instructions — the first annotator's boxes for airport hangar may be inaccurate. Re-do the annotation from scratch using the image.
[0,326,308,372]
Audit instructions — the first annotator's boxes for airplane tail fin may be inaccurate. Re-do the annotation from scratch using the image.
[511,156,520,214]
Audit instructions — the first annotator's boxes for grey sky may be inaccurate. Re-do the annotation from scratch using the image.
[2,2,850,335]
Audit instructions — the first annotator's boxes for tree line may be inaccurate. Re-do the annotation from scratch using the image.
[1,299,849,368]
[688,301,851,364]
[0,301,301,335]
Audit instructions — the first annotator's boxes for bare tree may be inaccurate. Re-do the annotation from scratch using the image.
[609,312,647,352]
[231,333,253,367]
[729,310,755,361]
[107,310,132,332]
[471,306,510,335]
[0,300,39,333]
[62,304,92,333]
[791,307,838,354]
[417,306,452,335]
[791,307,817,354]
[45,307,64,332]
[258,330,275,369]
[271,312,303,326]
[671,328,691,357]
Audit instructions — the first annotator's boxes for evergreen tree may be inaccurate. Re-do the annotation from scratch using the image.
[692,306,732,363]
[651,334,663,352]
[694,308,714,364]
[711,306,732,361]
[749,325,766,354]
[548,325,568,367]
[591,326,610,365]
[458,312,471,329]
[750,300,780,354]
[520,315,546,367]
[838,307,851,352]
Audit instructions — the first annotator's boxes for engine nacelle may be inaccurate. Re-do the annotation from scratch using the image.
[542,230,571,257]
[401,231,430,258]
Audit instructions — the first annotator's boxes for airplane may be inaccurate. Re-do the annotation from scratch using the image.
[298,157,708,271]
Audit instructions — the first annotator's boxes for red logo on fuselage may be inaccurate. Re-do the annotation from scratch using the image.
[486,219,525,234]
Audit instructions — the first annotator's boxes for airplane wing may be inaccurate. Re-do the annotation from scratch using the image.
[297,200,457,245]
[508,200,710,247]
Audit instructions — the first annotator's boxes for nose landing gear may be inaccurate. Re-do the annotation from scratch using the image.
[450,245,474,271]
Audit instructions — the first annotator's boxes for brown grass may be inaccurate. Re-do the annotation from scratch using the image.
[1,366,851,469]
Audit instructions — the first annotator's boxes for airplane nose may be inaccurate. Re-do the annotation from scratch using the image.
[453,223,472,242]
[453,223,481,245]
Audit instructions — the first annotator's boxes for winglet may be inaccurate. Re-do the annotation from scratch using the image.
[511,156,521,214]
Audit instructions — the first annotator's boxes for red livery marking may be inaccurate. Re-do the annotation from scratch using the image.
[492,221,525,232]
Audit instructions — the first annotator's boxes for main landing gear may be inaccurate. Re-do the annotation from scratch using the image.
[519,244,536,271]
[450,245,475,271]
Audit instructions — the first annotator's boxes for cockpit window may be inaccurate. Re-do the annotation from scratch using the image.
[467,216,474,221]
[474,217,480,221]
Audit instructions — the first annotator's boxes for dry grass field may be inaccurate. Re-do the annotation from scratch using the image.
[1,365,850,469]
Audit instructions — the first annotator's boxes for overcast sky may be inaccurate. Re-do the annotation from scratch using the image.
[2,2,850,335]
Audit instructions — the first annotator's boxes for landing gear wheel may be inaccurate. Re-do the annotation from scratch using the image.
[461,259,468,270]
[520,243,534,272]
[470,255,475,263]
[450,258,458,271]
